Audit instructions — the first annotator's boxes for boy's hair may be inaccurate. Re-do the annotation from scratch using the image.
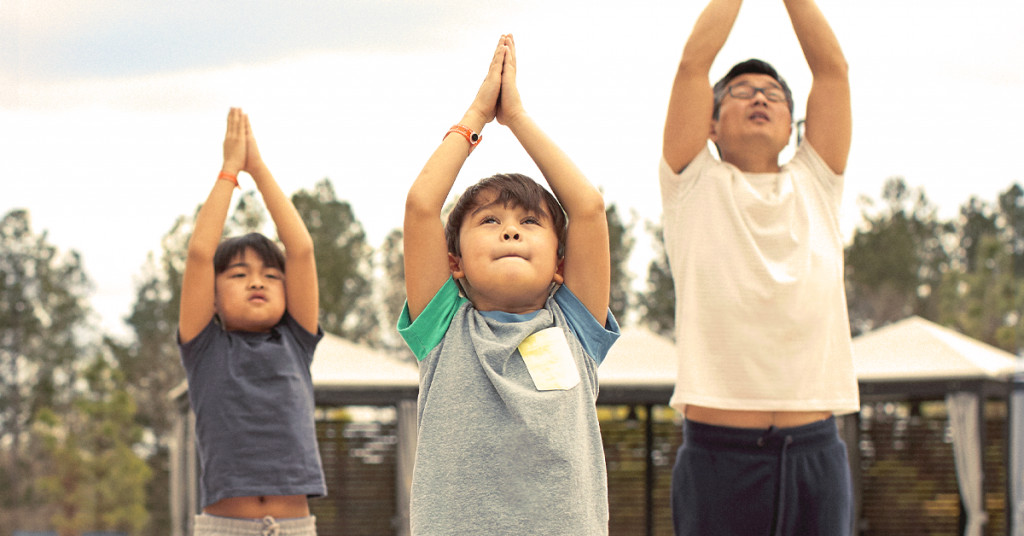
[213,232,287,275]
[445,173,568,258]
[712,58,794,120]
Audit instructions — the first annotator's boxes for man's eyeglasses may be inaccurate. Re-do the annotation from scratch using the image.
[726,84,787,103]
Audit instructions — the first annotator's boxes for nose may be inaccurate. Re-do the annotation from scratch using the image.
[502,223,521,241]
[248,275,265,289]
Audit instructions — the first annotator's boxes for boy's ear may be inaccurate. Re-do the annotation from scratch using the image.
[448,253,465,280]
[552,257,565,285]
[709,120,719,143]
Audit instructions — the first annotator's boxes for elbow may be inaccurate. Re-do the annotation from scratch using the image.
[573,192,608,223]
[405,189,438,223]
[287,234,316,260]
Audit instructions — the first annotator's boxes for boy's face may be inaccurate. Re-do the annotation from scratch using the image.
[449,194,564,313]
[214,248,287,332]
[711,73,793,155]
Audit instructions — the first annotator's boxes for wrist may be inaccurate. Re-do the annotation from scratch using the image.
[444,124,482,152]
[217,170,239,189]
[460,110,488,132]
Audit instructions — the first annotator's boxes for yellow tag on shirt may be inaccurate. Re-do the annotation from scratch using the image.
[517,327,581,391]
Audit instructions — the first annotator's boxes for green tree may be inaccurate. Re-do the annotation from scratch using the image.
[606,203,635,324]
[107,212,193,536]
[291,178,375,343]
[36,355,151,536]
[844,177,950,334]
[935,184,1024,354]
[378,228,410,355]
[0,209,92,525]
[637,222,675,339]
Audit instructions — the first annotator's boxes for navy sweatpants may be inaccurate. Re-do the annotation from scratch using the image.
[671,417,852,536]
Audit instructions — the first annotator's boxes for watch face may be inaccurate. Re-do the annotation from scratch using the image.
[470,133,480,143]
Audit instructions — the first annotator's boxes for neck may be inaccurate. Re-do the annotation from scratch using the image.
[720,148,781,173]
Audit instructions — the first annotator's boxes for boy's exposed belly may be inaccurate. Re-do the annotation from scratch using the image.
[203,495,309,519]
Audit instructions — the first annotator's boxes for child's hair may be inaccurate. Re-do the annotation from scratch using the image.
[213,232,287,275]
[445,173,568,258]
[712,58,794,119]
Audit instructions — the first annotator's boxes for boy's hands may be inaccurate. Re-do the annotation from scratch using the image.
[222,107,247,174]
[221,107,267,178]
[242,114,267,175]
[465,35,507,127]
[496,34,526,127]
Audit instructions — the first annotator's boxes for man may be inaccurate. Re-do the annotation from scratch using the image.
[659,1,858,534]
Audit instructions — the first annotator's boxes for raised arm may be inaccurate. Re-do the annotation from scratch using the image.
[403,37,505,321]
[242,113,320,334]
[663,0,744,173]
[783,0,851,174]
[179,108,244,343]
[497,35,610,322]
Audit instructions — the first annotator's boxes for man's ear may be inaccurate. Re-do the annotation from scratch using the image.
[448,252,465,280]
[553,257,565,285]
[709,119,719,143]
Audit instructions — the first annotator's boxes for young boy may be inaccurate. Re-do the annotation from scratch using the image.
[398,35,620,535]
[178,108,324,535]
[659,0,858,534]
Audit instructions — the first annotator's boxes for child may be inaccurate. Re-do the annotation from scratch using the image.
[398,35,620,535]
[178,108,324,536]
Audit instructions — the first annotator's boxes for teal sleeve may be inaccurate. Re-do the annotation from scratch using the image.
[396,277,468,361]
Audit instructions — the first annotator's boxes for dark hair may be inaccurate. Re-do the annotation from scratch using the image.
[444,173,567,258]
[213,232,286,275]
[712,59,794,120]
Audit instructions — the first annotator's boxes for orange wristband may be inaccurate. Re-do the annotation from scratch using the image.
[218,171,239,189]
[444,124,482,151]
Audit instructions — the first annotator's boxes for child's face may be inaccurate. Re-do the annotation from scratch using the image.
[449,195,564,313]
[214,248,287,332]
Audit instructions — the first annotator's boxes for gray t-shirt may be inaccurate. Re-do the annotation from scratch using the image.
[398,278,620,535]
[179,313,326,507]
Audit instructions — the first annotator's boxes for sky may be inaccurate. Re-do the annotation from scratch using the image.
[1,0,1022,339]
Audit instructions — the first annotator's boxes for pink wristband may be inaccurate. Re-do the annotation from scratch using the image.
[218,171,239,188]
[444,124,482,151]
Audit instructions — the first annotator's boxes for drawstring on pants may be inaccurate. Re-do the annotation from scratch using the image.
[261,515,280,536]
[758,427,795,536]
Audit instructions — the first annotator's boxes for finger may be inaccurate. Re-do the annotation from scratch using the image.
[226,107,238,136]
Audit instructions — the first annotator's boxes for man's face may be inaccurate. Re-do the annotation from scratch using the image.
[711,73,793,155]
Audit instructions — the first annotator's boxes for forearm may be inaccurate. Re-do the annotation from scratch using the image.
[249,163,314,256]
[663,0,742,170]
[187,179,235,260]
[680,0,744,72]
[408,110,490,216]
[505,113,604,218]
[783,0,848,78]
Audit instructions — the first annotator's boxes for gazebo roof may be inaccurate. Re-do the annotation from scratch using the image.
[852,316,1020,382]
[311,333,419,388]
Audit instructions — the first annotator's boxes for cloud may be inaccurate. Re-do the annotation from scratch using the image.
[0,0,530,82]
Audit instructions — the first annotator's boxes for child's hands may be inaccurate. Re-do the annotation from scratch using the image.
[466,36,507,126]
[496,34,526,127]
[222,107,247,174]
[242,113,266,175]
